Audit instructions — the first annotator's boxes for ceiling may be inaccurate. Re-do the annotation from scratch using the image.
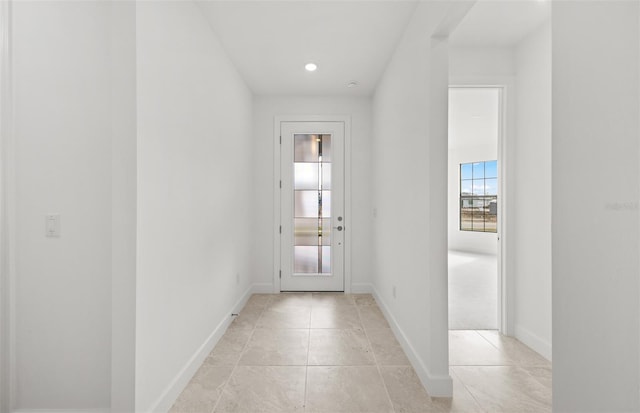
[449,0,551,47]
[196,0,551,96]
[197,1,418,96]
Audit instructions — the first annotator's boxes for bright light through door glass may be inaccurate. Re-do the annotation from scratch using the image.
[293,134,331,274]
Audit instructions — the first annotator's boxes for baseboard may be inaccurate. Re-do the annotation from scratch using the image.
[372,287,453,397]
[148,284,255,413]
[350,282,373,294]
[514,324,552,361]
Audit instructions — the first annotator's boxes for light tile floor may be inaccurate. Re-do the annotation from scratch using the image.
[170,293,552,413]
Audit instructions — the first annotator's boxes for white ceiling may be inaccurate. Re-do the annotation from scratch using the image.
[196,0,551,96]
[197,1,418,96]
[450,0,551,47]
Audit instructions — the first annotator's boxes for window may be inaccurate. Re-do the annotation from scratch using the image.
[460,160,497,233]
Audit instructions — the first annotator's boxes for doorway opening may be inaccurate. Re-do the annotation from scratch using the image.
[448,86,503,332]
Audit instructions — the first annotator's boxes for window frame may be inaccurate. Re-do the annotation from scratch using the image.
[459,160,498,233]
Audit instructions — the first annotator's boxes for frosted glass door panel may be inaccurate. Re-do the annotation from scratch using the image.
[294,246,318,273]
[294,218,320,246]
[293,134,332,274]
[322,166,332,189]
[294,134,332,162]
[294,164,319,190]
[294,191,331,218]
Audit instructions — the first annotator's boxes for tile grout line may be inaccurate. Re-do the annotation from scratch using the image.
[304,297,313,413]
[449,366,489,413]
[209,295,270,413]
[356,301,397,413]
[474,329,552,370]
[450,331,504,413]
[451,330,550,412]
[473,329,509,357]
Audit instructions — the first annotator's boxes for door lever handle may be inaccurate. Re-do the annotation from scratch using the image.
[333,226,343,231]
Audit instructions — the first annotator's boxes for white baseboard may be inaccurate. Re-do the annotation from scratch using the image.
[514,324,552,361]
[350,282,373,294]
[372,287,453,397]
[148,284,255,413]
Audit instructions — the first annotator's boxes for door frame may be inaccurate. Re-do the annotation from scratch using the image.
[448,83,512,335]
[273,115,352,293]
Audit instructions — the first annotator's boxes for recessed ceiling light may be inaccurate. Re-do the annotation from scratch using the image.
[347,81,359,88]
[305,63,317,72]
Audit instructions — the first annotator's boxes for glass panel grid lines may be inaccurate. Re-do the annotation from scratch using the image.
[460,160,497,233]
[293,134,332,274]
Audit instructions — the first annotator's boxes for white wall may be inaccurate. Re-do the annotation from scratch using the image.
[110,2,137,411]
[450,47,516,81]
[514,22,551,359]
[135,2,253,411]
[251,96,373,292]
[0,2,12,411]
[371,2,452,396]
[12,1,114,409]
[448,88,499,255]
[552,2,640,411]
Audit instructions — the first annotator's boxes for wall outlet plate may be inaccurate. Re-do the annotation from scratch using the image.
[45,214,60,238]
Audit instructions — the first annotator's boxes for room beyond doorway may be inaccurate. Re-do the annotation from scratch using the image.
[448,87,502,330]
[449,251,497,329]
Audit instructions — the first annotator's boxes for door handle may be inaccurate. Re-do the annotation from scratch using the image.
[333,226,343,231]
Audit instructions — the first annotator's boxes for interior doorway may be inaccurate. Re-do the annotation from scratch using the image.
[448,86,503,331]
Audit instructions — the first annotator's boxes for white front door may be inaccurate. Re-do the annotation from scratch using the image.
[279,121,345,291]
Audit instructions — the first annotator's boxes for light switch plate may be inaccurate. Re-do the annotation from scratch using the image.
[45,214,60,237]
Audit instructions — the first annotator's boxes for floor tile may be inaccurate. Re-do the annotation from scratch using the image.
[311,292,355,307]
[305,366,394,413]
[367,328,410,366]
[380,365,440,412]
[522,366,552,390]
[244,293,272,309]
[453,365,552,412]
[228,306,263,331]
[206,329,252,365]
[267,293,313,310]
[257,305,311,329]
[431,371,484,413]
[353,294,377,306]
[239,328,309,366]
[449,330,513,366]
[358,306,390,329]
[310,305,362,329]
[214,366,305,413]
[477,330,551,367]
[171,294,552,413]
[169,364,234,413]
[308,329,375,366]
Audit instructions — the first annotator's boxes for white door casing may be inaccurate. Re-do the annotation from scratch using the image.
[279,121,345,291]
